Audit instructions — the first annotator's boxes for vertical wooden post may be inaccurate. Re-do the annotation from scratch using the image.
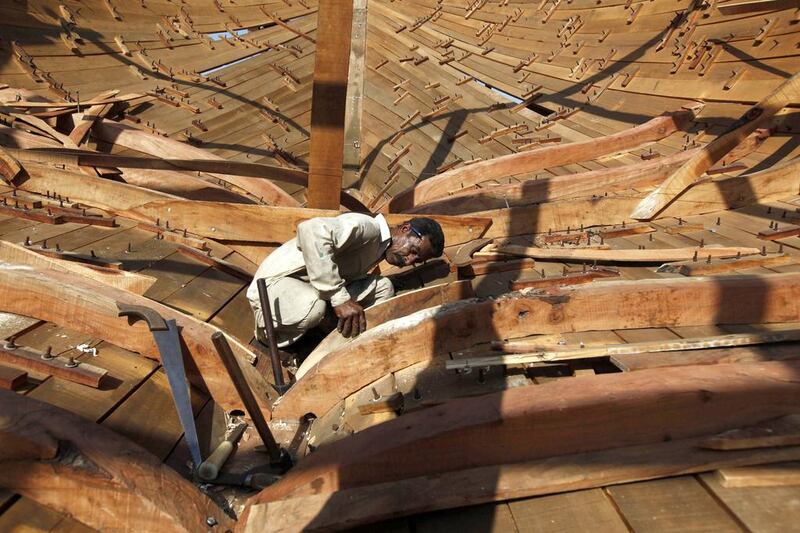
[307,0,354,209]
[343,0,368,189]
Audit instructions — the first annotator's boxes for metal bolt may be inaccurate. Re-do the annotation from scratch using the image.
[24,237,30,246]
[65,356,78,368]
[90,250,96,258]
[371,387,381,401]
[699,238,704,248]
[41,346,54,360]
[692,250,698,262]
[779,244,784,253]
[762,246,767,256]
[706,255,712,264]
[127,242,132,253]
[4,338,16,349]
[56,243,61,252]
[477,367,487,384]
[42,240,48,249]
[206,517,217,527]
[716,217,720,226]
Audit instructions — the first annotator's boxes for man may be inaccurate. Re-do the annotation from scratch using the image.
[247,213,444,347]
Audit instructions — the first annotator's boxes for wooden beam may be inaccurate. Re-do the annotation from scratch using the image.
[408,148,695,215]
[447,329,800,370]
[716,462,800,487]
[0,391,233,531]
[509,268,620,290]
[16,163,491,245]
[476,155,800,238]
[0,263,273,415]
[297,280,475,379]
[272,273,800,420]
[91,119,300,207]
[386,111,693,212]
[242,436,800,531]
[611,342,800,371]
[657,253,792,276]
[0,146,23,183]
[496,245,759,263]
[631,71,800,220]
[0,342,107,387]
[259,361,800,500]
[701,415,800,451]
[68,89,119,146]
[307,0,354,209]
[0,93,145,109]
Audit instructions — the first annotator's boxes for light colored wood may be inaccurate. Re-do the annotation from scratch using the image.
[0,262,272,416]
[0,390,232,532]
[658,253,792,276]
[298,280,474,379]
[447,329,800,369]
[241,437,800,532]
[701,414,800,451]
[606,477,743,532]
[0,93,146,108]
[716,462,800,487]
[478,155,800,238]
[497,244,759,263]
[274,273,800,420]
[0,146,22,183]
[264,361,800,500]
[632,71,800,220]
[0,240,156,295]
[68,90,119,146]
[611,342,800,371]
[388,112,693,212]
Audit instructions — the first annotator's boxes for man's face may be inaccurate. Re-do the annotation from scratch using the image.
[385,224,435,267]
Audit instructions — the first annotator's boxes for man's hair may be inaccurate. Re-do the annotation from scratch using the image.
[409,217,445,257]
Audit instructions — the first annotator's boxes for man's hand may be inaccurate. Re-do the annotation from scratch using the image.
[333,299,366,338]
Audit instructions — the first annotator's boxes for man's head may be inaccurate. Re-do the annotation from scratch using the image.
[385,217,445,267]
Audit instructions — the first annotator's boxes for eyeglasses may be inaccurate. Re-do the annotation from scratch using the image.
[409,225,424,240]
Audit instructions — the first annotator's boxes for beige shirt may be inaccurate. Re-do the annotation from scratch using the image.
[246,213,392,320]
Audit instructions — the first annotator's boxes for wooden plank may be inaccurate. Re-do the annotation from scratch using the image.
[447,329,800,370]
[715,462,800,488]
[0,391,232,532]
[606,477,743,532]
[700,472,800,532]
[497,244,759,263]
[0,240,156,295]
[508,489,628,533]
[264,361,800,500]
[0,343,106,388]
[700,414,800,451]
[632,71,800,220]
[387,111,693,212]
[611,342,800,371]
[0,262,272,414]
[276,273,800,420]
[239,437,800,532]
[101,369,207,460]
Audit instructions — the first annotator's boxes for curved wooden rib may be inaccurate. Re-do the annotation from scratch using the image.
[0,263,273,415]
[259,361,800,503]
[631,71,800,220]
[242,435,800,532]
[0,391,233,532]
[476,154,800,238]
[16,163,490,246]
[0,241,156,295]
[0,145,22,182]
[92,119,301,207]
[386,111,693,213]
[272,272,800,420]
[408,149,694,215]
[296,280,475,379]
[408,126,768,216]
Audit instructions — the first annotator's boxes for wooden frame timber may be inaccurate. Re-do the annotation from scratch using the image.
[258,361,800,500]
[307,0,354,209]
[272,272,800,420]
[386,111,693,213]
[631,71,800,220]
[16,162,491,245]
[476,155,800,238]
[0,241,156,295]
[297,280,475,379]
[0,263,273,415]
[0,391,233,532]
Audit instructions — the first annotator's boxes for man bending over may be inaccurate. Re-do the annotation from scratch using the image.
[247,213,444,347]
